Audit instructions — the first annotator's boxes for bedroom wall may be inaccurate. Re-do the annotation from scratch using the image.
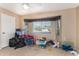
[76,6,79,52]
[20,8,77,50]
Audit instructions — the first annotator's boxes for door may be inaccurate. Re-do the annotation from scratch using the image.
[0,13,15,48]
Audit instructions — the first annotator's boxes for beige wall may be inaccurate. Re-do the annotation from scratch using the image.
[20,8,78,50]
[76,6,79,51]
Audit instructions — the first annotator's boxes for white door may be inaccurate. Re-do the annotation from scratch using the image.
[0,13,15,48]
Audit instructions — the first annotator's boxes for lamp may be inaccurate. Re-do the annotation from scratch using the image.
[22,3,30,9]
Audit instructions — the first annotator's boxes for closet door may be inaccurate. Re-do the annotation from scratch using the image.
[0,13,15,48]
[8,15,15,39]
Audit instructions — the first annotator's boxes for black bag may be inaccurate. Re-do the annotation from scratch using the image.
[9,37,26,49]
[14,38,26,49]
[46,40,55,46]
[9,38,16,47]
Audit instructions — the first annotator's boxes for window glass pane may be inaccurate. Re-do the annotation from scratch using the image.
[33,22,42,32]
[42,21,51,32]
[32,21,51,33]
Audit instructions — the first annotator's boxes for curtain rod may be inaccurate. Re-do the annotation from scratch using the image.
[24,16,61,22]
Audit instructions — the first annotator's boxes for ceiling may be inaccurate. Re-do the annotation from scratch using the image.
[0,3,79,15]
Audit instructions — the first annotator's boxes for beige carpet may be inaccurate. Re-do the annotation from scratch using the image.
[0,46,72,56]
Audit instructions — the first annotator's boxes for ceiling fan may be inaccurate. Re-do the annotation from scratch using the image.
[22,3,30,9]
[22,3,42,9]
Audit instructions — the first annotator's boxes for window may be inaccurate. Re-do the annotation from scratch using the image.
[32,21,51,33]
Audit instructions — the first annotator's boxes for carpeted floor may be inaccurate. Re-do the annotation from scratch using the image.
[0,46,72,56]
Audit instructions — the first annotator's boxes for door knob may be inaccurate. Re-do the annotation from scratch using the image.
[2,32,5,34]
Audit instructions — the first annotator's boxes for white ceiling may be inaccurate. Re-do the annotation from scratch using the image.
[0,3,79,15]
